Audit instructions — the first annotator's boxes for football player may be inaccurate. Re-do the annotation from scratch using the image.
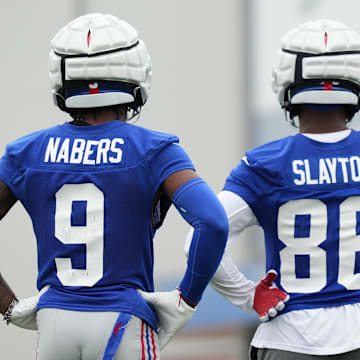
[186,19,360,359]
[0,14,229,359]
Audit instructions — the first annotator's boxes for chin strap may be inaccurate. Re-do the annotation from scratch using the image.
[284,108,298,128]
[127,107,142,123]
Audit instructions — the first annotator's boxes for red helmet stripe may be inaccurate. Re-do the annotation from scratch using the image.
[87,30,91,47]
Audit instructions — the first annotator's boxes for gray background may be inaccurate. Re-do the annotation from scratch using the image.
[1,1,360,359]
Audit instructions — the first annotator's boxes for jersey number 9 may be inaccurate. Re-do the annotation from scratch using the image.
[54,183,104,287]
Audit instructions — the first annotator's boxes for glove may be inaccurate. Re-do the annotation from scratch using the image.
[253,270,289,322]
[138,289,196,350]
[10,286,49,330]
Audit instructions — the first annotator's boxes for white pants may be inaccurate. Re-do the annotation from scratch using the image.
[36,309,160,360]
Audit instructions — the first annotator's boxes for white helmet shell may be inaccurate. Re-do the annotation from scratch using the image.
[49,13,152,111]
[271,19,360,109]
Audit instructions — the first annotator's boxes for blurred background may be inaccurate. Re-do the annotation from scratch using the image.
[1,1,360,359]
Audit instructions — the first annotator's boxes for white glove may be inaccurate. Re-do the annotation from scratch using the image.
[10,286,49,330]
[138,289,196,350]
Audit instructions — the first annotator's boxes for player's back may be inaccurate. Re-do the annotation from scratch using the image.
[224,130,360,313]
[0,119,193,328]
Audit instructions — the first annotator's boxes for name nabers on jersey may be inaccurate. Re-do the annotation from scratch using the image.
[44,137,124,165]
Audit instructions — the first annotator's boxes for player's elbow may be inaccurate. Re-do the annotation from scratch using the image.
[174,178,228,249]
[213,214,229,241]
[202,207,229,248]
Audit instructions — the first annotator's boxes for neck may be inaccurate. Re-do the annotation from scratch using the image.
[298,106,348,134]
[78,107,127,125]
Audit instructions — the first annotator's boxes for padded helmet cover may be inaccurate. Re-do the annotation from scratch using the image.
[271,20,360,109]
[49,13,152,112]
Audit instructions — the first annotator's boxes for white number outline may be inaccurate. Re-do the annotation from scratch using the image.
[278,197,360,293]
[55,183,104,287]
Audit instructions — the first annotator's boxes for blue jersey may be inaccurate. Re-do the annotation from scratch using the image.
[0,120,194,329]
[224,131,360,313]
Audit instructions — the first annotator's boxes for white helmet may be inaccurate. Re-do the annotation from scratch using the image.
[49,13,152,113]
[272,19,360,118]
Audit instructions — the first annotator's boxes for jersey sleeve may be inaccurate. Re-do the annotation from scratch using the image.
[149,143,195,190]
[0,130,44,199]
[0,144,23,197]
[223,157,265,208]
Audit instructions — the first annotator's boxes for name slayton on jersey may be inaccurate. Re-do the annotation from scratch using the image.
[224,132,360,315]
[44,137,124,165]
[292,156,360,185]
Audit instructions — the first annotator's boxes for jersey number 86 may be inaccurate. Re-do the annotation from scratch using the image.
[279,197,360,293]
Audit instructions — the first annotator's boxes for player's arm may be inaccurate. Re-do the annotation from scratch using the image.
[0,274,17,315]
[140,169,228,349]
[164,169,229,304]
[188,190,289,321]
[196,190,258,311]
[0,179,48,330]
[0,180,19,318]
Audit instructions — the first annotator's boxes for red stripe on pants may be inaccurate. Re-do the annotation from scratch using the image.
[151,328,157,360]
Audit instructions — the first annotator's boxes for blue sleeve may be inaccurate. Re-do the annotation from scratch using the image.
[223,157,266,208]
[224,138,291,207]
[173,178,228,304]
[150,143,195,190]
[0,145,22,197]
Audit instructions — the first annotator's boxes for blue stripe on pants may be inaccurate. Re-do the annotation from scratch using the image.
[102,312,132,360]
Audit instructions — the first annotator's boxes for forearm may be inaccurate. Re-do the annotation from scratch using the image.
[0,273,16,314]
[185,190,259,309]
[210,252,256,311]
[180,221,228,304]
[173,179,228,304]
[0,181,19,314]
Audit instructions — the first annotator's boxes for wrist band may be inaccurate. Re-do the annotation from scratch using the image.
[176,287,198,308]
[3,297,19,325]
